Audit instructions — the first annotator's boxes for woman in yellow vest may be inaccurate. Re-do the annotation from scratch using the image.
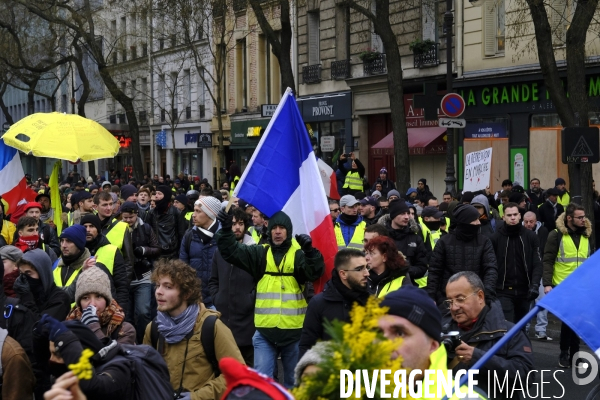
[228,163,241,197]
[365,236,412,297]
[338,153,366,196]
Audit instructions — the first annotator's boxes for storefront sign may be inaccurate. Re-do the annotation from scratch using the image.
[298,92,352,121]
[261,104,278,117]
[404,94,446,128]
[464,123,507,139]
[115,135,131,148]
[184,133,198,145]
[464,147,493,191]
[198,133,212,148]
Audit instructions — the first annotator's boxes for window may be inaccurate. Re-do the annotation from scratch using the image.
[236,39,247,109]
[483,0,505,56]
[183,69,191,118]
[307,11,320,65]
[158,74,166,119]
[199,68,206,118]
[422,0,437,42]
[171,72,179,116]
[141,77,148,113]
[370,2,383,52]
[550,0,569,46]
[335,6,349,60]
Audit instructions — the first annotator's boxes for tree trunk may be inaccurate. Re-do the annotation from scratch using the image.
[0,83,14,125]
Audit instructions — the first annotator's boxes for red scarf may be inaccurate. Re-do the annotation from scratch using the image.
[458,318,479,331]
[14,235,39,252]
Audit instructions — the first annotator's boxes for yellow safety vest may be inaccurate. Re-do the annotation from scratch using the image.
[419,221,442,250]
[342,171,363,191]
[230,176,240,197]
[334,221,366,250]
[557,192,570,207]
[95,245,117,274]
[53,264,81,288]
[255,241,307,329]
[105,219,128,251]
[498,204,504,218]
[553,232,590,286]
[1,221,15,247]
[248,226,261,243]
[185,211,193,221]
[377,276,405,298]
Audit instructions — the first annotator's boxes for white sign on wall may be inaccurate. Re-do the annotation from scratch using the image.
[463,147,493,192]
[320,136,335,152]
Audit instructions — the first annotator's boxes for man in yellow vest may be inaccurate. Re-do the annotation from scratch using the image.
[334,195,366,250]
[249,209,269,244]
[543,203,591,368]
[80,214,131,312]
[53,225,113,304]
[68,191,96,227]
[339,153,365,196]
[94,191,135,268]
[379,285,488,400]
[215,209,324,388]
[420,206,446,258]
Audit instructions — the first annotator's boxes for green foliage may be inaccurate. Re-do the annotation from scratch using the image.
[409,39,436,54]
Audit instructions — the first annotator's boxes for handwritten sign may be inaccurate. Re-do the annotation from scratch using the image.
[463,147,493,192]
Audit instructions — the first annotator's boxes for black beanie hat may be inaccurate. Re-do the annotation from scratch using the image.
[460,191,475,204]
[453,204,481,224]
[380,286,442,341]
[80,214,102,232]
[389,200,410,220]
[509,192,525,204]
[418,178,427,185]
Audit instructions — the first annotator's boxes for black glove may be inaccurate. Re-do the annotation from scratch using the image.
[217,209,233,231]
[40,314,69,342]
[527,285,540,302]
[133,247,145,258]
[484,288,496,302]
[12,274,30,295]
[295,234,313,253]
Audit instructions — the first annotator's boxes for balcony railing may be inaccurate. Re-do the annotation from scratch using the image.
[413,44,439,68]
[331,60,351,80]
[363,53,386,76]
[302,64,321,84]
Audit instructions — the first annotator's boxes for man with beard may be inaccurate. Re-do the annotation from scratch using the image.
[383,200,428,282]
[36,190,55,228]
[209,207,257,366]
[426,204,498,305]
[94,191,135,269]
[146,185,182,259]
[490,202,542,323]
[298,248,369,359]
[553,178,570,207]
[526,178,544,207]
[80,215,131,311]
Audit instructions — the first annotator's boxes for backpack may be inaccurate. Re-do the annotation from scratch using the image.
[150,314,220,377]
[101,344,173,400]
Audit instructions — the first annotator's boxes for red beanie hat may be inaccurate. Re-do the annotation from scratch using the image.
[220,357,294,400]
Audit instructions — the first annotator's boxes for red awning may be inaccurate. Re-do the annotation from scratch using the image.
[372,127,447,150]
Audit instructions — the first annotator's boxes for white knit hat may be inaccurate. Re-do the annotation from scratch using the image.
[195,197,222,220]
[75,266,113,307]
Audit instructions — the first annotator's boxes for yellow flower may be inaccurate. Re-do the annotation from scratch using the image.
[68,348,94,380]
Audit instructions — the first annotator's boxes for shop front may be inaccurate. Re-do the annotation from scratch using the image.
[455,71,600,191]
[161,122,213,181]
[296,91,352,169]
[367,93,450,196]
[230,117,271,172]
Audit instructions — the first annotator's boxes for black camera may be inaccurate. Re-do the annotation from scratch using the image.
[441,331,461,352]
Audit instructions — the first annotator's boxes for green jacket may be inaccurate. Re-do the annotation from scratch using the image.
[215,211,325,345]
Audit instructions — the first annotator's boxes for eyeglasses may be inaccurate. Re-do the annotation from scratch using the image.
[443,291,479,309]
[330,208,340,213]
[340,265,371,272]
[574,215,586,220]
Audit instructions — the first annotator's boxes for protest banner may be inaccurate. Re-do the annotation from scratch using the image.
[463,147,493,192]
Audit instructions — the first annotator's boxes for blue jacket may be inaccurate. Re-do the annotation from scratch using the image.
[335,215,364,245]
[179,224,220,306]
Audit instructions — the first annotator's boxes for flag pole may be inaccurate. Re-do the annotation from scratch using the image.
[442,305,541,400]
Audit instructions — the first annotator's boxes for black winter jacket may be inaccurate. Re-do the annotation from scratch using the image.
[299,280,353,359]
[426,232,498,303]
[146,205,182,258]
[130,220,161,280]
[443,302,534,400]
[538,200,564,232]
[87,235,132,311]
[208,235,256,348]
[490,224,543,291]
[385,222,429,280]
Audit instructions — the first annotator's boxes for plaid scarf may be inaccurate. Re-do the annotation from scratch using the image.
[66,299,126,337]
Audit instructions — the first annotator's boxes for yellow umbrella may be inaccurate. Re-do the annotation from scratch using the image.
[2,112,121,162]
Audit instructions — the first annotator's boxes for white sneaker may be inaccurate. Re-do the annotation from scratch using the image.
[535,333,553,341]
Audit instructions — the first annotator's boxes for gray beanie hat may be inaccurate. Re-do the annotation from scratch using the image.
[0,246,23,262]
[195,196,222,221]
[74,266,113,307]
[294,341,332,386]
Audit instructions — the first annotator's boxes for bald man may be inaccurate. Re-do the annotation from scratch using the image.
[523,211,552,341]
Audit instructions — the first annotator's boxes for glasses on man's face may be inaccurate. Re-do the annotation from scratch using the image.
[443,291,479,309]
[340,264,371,272]
[330,208,340,213]
[574,215,586,220]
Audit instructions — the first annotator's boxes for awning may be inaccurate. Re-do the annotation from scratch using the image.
[371,126,446,155]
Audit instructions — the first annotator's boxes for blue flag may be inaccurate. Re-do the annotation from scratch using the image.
[539,248,600,355]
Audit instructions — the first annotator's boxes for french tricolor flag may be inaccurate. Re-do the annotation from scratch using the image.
[0,140,37,214]
[233,88,337,294]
